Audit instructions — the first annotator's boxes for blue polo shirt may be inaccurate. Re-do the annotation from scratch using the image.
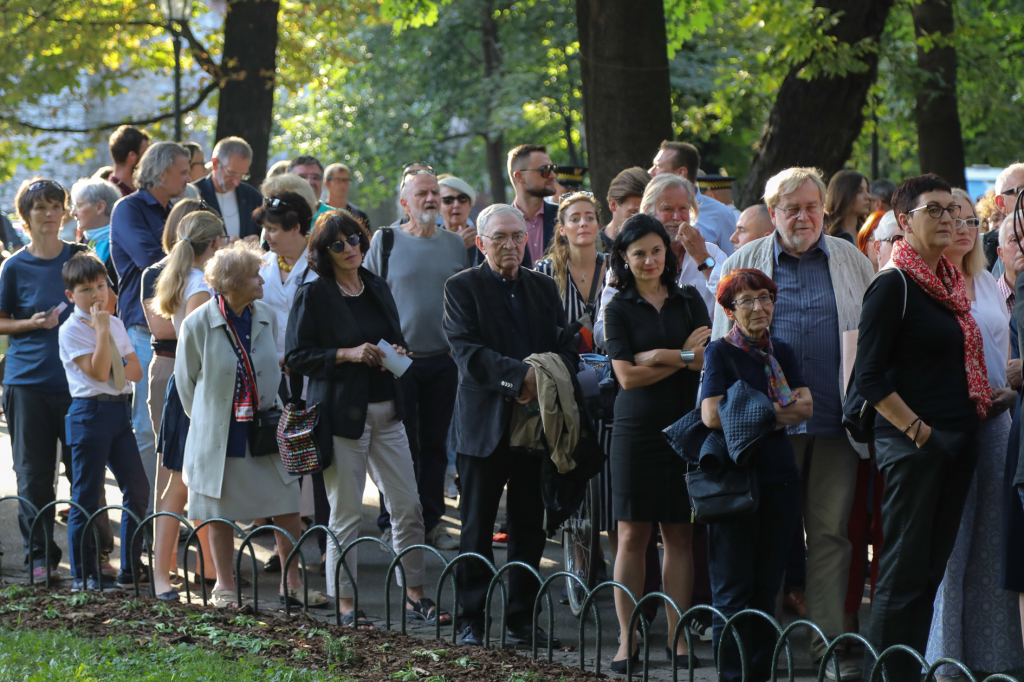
[770,231,844,437]
[110,189,169,329]
[0,242,78,391]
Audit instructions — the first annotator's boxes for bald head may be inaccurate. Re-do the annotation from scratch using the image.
[730,203,774,249]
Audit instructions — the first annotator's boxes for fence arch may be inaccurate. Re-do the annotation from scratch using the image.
[131,511,196,602]
[236,523,299,616]
[533,571,592,662]
[28,499,90,589]
[434,552,498,643]
[482,560,545,650]
[383,542,449,634]
[333,535,398,629]
[577,580,640,675]
[282,524,343,621]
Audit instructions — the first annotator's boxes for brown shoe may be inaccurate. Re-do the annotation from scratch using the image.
[783,588,807,618]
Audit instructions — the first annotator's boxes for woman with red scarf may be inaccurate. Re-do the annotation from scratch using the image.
[855,174,990,680]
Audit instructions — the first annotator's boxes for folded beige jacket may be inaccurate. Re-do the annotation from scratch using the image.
[508,352,579,473]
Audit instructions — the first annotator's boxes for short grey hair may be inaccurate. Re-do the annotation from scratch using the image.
[476,203,524,236]
[640,173,699,220]
[204,240,264,295]
[763,167,827,209]
[134,142,189,191]
[1000,213,1022,248]
[996,163,1024,196]
[70,177,121,217]
[324,163,350,181]
[213,136,253,164]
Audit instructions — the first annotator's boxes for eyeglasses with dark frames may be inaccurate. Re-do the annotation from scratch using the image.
[328,233,363,253]
[1001,186,1023,196]
[907,203,961,220]
[442,194,471,205]
[264,197,297,212]
[878,234,904,244]
[401,162,435,175]
[400,168,437,189]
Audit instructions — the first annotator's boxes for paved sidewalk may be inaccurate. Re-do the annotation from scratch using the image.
[0,426,852,680]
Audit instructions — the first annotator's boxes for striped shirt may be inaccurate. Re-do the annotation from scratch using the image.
[997,271,1016,317]
[771,232,844,437]
[535,254,607,353]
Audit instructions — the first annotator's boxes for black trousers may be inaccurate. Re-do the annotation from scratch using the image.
[708,481,801,682]
[456,438,546,628]
[866,429,977,680]
[3,385,72,569]
[378,353,458,534]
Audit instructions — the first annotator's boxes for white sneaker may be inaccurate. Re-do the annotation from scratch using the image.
[379,528,393,553]
[425,526,459,551]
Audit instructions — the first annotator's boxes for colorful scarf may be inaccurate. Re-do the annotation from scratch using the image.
[890,239,990,418]
[727,326,794,406]
[216,295,256,422]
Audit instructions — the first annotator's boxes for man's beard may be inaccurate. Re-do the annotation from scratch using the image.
[416,208,440,225]
[526,185,555,199]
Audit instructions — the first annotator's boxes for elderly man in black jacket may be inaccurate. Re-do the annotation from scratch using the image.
[443,203,578,648]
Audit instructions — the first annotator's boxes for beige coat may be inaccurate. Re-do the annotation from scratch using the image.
[175,298,286,499]
[509,352,580,474]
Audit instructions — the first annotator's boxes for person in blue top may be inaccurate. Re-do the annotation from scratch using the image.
[700,268,812,682]
[0,178,97,582]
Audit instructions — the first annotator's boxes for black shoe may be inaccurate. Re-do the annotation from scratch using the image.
[116,565,151,589]
[264,554,281,573]
[665,646,700,670]
[610,649,640,675]
[505,623,559,649]
[457,621,484,647]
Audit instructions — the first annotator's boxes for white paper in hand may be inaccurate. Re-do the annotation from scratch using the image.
[377,339,413,377]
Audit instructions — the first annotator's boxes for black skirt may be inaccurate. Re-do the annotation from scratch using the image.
[158,373,190,473]
[611,426,690,523]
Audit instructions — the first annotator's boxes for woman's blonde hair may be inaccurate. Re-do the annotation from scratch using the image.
[205,240,264,295]
[542,194,603,299]
[154,212,225,318]
[951,188,987,277]
[259,173,318,212]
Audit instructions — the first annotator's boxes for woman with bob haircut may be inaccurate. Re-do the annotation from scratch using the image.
[700,268,812,682]
[602,212,711,673]
[285,210,450,629]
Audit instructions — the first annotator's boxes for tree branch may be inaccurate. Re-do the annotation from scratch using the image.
[177,20,224,81]
[0,79,219,134]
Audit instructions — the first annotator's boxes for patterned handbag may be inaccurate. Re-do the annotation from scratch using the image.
[276,400,327,476]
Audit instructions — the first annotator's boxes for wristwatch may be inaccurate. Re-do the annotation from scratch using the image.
[697,256,716,272]
[680,349,696,364]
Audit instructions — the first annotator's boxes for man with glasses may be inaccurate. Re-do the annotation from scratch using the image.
[712,167,874,681]
[324,163,369,228]
[289,155,335,223]
[995,163,1024,224]
[192,137,262,242]
[443,203,576,648]
[364,171,464,553]
[507,144,558,266]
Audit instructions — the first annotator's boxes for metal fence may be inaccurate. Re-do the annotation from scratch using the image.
[2,495,1018,682]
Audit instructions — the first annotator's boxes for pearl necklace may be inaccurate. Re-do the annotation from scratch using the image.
[337,278,364,297]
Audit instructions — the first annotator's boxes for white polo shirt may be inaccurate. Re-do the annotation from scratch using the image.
[58,307,135,399]
[261,251,318,361]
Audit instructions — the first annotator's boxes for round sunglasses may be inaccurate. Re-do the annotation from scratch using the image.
[328,233,362,253]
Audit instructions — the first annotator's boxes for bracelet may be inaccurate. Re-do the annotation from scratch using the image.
[902,417,921,437]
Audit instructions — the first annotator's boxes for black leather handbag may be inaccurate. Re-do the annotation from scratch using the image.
[685,463,759,523]
[249,408,281,456]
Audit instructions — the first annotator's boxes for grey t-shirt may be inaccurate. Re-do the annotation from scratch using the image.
[364,226,468,356]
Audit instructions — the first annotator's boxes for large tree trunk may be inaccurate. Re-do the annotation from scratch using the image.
[912,0,965,188]
[479,0,507,204]
[215,0,279,187]
[576,0,673,218]
[737,0,894,208]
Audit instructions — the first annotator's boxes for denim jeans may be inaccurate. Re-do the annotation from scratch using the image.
[127,324,155,515]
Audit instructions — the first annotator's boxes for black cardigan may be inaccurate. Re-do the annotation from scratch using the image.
[285,268,407,444]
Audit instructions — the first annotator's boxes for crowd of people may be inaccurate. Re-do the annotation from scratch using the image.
[3,122,1024,681]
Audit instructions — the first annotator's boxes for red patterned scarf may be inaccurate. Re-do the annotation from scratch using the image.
[216,295,256,422]
[890,240,990,418]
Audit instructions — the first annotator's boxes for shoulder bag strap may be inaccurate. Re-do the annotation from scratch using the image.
[380,227,395,281]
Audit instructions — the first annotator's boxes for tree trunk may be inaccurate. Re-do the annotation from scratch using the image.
[576,0,673,218]
[737,0,894,208]
[912,0,965,188]
[215,0,279,187]
[479,0,507,204]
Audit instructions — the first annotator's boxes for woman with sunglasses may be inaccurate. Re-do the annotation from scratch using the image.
[285,210,450,629]
[438,176,478,260]
[925,188,1023,675]
[856,174,991,679]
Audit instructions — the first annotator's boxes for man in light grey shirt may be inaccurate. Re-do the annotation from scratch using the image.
[364,170,466,551]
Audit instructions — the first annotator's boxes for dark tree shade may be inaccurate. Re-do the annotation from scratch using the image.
[912,0,966,189]
[214,0,280,187]
[576,0,673,216]
[737,0,894,208]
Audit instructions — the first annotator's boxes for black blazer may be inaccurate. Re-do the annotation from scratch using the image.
[192,175,263,240]
[285,269,407,446]
[443,261,578,458]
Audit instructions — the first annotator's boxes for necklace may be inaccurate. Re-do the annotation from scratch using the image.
[277,254,294,273]
[336,277,364,297]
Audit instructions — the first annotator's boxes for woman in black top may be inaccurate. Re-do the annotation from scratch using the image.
[603,214,711,672]
[855,174,989,679]
[286,211,449,629]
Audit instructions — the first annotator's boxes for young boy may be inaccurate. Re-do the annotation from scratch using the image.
[58,253,150,592]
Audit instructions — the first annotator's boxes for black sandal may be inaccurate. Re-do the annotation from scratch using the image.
[340,609,376,630]
[405,596,451,625]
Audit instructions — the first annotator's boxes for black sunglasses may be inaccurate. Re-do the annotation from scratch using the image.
[402,162,435,175]
[328,233,362,252]
[27,180,65,194]
[522,164,556,178]
[442,194,471,205]
[264,196,297,212]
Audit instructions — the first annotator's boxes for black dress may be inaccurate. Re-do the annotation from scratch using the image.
[603,281,711,522]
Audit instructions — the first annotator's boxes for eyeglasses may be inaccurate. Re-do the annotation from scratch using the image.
[732,293,776,310]
[878,234,904,244]
[221,168,250,181]
[295,172,322,183]
[402,162,435,175]
[328,234,362,253]
[776,203,823,219]
[197,198,216,214]
[482,231,528,246]
[442,194,471,205]
[523,164,556,178]
[956,217,981,230]
[907,203,960,220]
[400,168,437,189]
[1001,186,1023,196]
[559,190,593,203]
[27,180,65,193]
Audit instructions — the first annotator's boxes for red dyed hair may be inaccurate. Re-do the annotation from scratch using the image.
[857,210,886,256]
[716,268,778,310]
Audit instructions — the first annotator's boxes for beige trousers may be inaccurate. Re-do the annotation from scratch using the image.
[789,433,860,660]
[322,400,425,598]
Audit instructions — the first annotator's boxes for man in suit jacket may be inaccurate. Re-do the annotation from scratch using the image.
[443,203,578,648]
[191,136,263,242]
[508,144,558,266]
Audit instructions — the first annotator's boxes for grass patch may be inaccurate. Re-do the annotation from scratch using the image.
[0,627,354,681]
